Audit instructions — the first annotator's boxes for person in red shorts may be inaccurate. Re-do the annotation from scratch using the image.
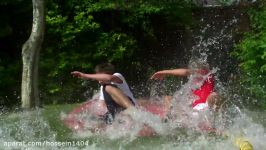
[150,59,221,112]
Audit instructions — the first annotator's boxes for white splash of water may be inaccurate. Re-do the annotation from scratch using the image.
[0,109,56,149]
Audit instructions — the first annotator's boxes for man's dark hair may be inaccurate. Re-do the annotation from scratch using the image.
[95,63,115,74]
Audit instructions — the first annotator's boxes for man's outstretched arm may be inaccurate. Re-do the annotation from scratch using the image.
[150,69,191,80]
[71,71,122,83]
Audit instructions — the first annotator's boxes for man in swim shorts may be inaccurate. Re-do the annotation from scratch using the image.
[150,59,221,112]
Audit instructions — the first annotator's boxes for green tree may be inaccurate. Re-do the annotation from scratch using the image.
[40,0,193,104]
[0,0,193,106]
[233,1,266,108]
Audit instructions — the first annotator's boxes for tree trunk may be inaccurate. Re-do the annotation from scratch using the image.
[21,0,45,109]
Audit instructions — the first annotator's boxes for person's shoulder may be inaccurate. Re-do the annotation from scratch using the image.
[112,72,126,81]
[113,72,123,77]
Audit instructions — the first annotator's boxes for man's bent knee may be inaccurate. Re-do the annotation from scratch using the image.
[207,92,223,111]
[104,84,117,94]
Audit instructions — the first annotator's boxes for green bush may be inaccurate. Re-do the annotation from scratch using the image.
[233,2,266,108]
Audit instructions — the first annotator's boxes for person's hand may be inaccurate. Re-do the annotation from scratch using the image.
[71,71,84,78]
[150,71,165,80]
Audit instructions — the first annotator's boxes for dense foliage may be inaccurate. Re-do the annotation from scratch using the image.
[42,0,193,104]
[0,0,193,106]
[233,1,266,108]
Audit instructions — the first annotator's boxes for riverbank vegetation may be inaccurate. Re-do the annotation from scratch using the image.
[233,1,266,108]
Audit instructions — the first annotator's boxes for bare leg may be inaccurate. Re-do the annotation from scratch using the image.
[163,96,172,112]
[105,85,133,109]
